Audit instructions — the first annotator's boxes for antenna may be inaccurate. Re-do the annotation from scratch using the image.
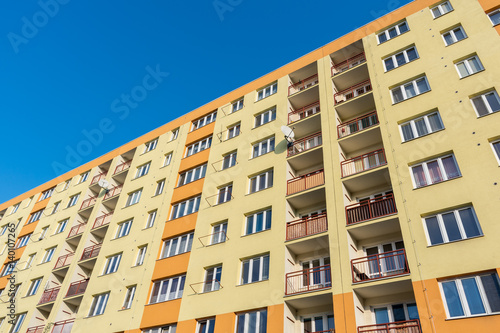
[98,179,109,190]
[281,125,295,148]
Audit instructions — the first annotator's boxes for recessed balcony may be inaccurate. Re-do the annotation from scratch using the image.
[287,169,324,196]
[351,249,409,283]
[79,243,102,261]
[90,172,107,186]
[65,279,89,298]
[67,223,87,239]
[346,194,397,225]
[26,325,45,333]
[358,320,421,333]
[92,212,113,230]
[51,319,74,333]
[331,52,366,76]
[288,132,322,157]
[338,111,379,139]
[113,160,131,175]
[53,253,74,270]
[79,196,97,211]
[334,80,372,106]
[288,101,320,125]
[288,74,319,96]
[286,213,327,241]
[38,287,60,305]
[285,265,331,296]
[341,149,387,178]
[103,185,123,201]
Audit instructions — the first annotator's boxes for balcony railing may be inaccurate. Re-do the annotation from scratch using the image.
[351,249,409,283]
[346,194,397,225]
[205,189,233,207]
[52,319,75,333]
[38,287,60,305]
[114,160,132,175]
[288,101,320,124]
[331,52,366,76]
[27,325,45,333]
[341,149,386,177]
[308,330,335,333]
[288,132,322,157]
[65,279,89,297]
[198,230,229,246]
[80,243,102,261]
[189,279,223,294]
[286,213,327,241]
[288,74,319,95]
[90,172,107,185]
[53,253,74,270]
[287,169,325,196]
[358,320,421,333]
[285,264,331,295]
[334,80,372,105]
[79,196,97,211]
[338,111,379,139]
[103,185,123,200]
[92,212,113,229]
[67,223,87,238]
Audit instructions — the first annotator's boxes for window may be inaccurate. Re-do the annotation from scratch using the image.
[55,219,68,234]
[491,140,500,164]
[28,210,43,223]
[192,111,217,131]
[411,154,460,188]
[155,179,165,196]
[160,233,194,259]
[170,128,179,141]
[424,206,482,246]
[222,151,237,170]
[103,253,122,275]
[431,1,453,18]
[377,21,409,43]
[88,292,110,316]
[135,163,151,178]
[146,210,157,229]
[303,314,335,333]
[143,325,177,333]
[115,220,132,238]
[186,137,212,157]
[442,26,467,45]
[1,261,17,276]
[197,318,215,333]
[236,309,267,333]
[440,272,500,318]
[126,190,142,207]
[241,254,269,284]
[252,137,275,158]
[227,123,241,140]
[391,76,430,104]
[257,83,277,101]
[0,225,7,236]
[15,234,31,249]
[51,201,61,215]
[254,108,276,128]
[39,188,55,201]
[9,313,26,333]
[135,246,147,266]
[163,152,173,166]
[217,184,232,205]
[122,285,136,309]
[455,55,484,78]
[79,171,90,183]
[400,111,444,142]
[372,303,419,324]
[488,9,500,26]
[245,208,272,235]
[39,226,49,240]
[204,266,222,292]
[10,203,20,214]
[170,196,201,220]
[149,275,185,303]
[383,46,419,71]
[24,254,35,270]
[144,139,158,153]
[63,180,71,191]
[211,222,227,245]
[249,170,273,193]
[470,90,500,117]
[26,278,42,296]
[67,194,80,208]
[41,247,56,263]
[24,196,33,208]
[178,164,207,186]
[232,98,244,113]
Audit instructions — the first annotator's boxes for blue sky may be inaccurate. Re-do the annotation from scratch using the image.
[0,0,412,204]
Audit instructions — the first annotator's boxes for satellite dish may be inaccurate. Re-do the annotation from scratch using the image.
[281,125,295,140]
[98,179,109,189]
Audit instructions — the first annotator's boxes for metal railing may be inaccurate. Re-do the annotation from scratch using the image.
[65,279,89,297]
[337,111,378,139]
[80,243,102,261]
[79,196,97,211]
[288,74,319,95]
[287,132,322,157]
[346,194,397,225]
[53,253,74,270]
[287,169,324,195]
[331,52,366,76]
[198,230,229,246]
[286,213,327,241]
[113,160,132,175]
[285,264,331,295]
[51,319,75,333]
[67,223,87,238]
[351,249,409,283]
[189,279,223,294]
[341,149,386,177]
[334,80,372,105]
[90,172,107,185]
[307,330,335,333]
[288,101,320,124]
[38,287,60,305]
[92,212,113,229]
[358,319,421,333]
[205,189,233,207]
[103,185,123,200]
[26,325,45,333]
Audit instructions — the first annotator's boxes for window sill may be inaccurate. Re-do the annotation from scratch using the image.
[246,186,273,196]
[131,175,147,181]
[168,211,198,222]
[432,9,454,20]
[384,56,420,73]
[476,109,500,119]
[412,175,462,190]
[118,307,132,312]
[146,298,181,306]
[255,93,277,103]
[377,29,410,45]
[249,150,275,160]
[159,164,171,169]
[444,36,468,47]
[445,311,500,321]
[241,228,270,238]
[401,128,445,144]
[392,89,431,105]
[123,202,140,210]
[427,234,484,248]
[237,279,269,287]
[156,251,190,262]
[252,119,276,130]
[458,69,485,80]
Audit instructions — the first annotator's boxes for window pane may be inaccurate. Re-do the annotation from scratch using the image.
[457,63,469,77]
[427,161,443,183]
[444,33,454,45]
[378,33,387,43]
[442,212,462,242]
[472,97,489,116]
[462,278,486,315]
[407,303,419,320]
[374,308,390,324]
[396,53,406,66]
[458,208,481,238]
[388,27,397,38]
[259,310,267,333]
[252,259,260,282]
[392,304,406,322]
[399,22,409,33]
[242,261,249,284]
[485,92,500,112]
[454,28,465,41]
[412,165,427,187]
[248,312,257,332]
[425,216,444,245]
[407,48,418,61]
[428,114,443,131]
[442,281,465,317]
[392,87,404,103]
[401,124,414,141]
[443,2,452,12]
[442,156,460,179]
[237,314,245,333]
[416,78,430,93]
[480,274,500,312]
[469,57,482,73]
[385,57,395,70]
[262,255,269,280]
[490,11,500,25]
[493,142,500,159]
[404,83,416,98]
[414,118,428,136]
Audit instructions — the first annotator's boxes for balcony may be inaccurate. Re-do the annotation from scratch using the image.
[288,101,320,124]
[27,326,45,333]
[331,52,366,76]
[341,149,386,178]
[334,80,372,105]
[288,132,322,157]
[67,223,86,238]
[38,287,60,305]
[288,74,318,96]
[114,160,132,175]
[285,264,331,296]
[351,249,409,283]
[90,172,107,186]
[80,243,102,261]
[65,279,89,298]
[103,185,123,200]
[287,169,325,196]
[92,212,113,229]
[53,253,74,270]
[358,320,421,333]
[52,319,74,333]
[346,194,397,225]
[286,213,327,241]
[338,111,379,139]
[79,196,97,211]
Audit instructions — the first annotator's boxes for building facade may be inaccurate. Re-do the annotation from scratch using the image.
[1,0,500,332]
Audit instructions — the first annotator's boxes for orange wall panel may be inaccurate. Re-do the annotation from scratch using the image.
[185,122,216,146]
[478,0,500,11]
[267,304,284,332]
[333,292,357,333]
[31,197,49,212]
[0,275,10,289]
[140,299,182,329]
[177,319,197,332]
[170,179,205,204]
[18,222,38,238]
[214,312,236,333]
[151,252,190,281]
[178,149,211,173]
[161,213,197,240]
[13,247,25,261]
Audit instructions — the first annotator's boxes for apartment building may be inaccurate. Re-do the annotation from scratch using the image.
[0,0,499,332]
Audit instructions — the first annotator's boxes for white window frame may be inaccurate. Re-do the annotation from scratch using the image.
[51,201,61,215]
[222,151,237,170]
[63,180,71,191]
[227,123,241,140]
[383,46,419,71]
[254,108,276,128]
[252,137,275,158]
[26,278,42,296]
[135,163,151,178]
[431,1,453,18]
[144,139,158,153]
[88,292,110,317]
[377,21,409,44]
[39,188,55,201]
[302,313,335,333]
[203,266,222,293]
[126,190,142,207]
[371,302,419,323]
[40,226,49,240]
[399,111,444,142]
[211,222,228,245]
[67,194,80,208]
[197,318,216,333]
[55,219,68,234]
[232,98,244,113]
[470,90,500,117]
[245,208,272,235]
[103,253,122,275]
[256,83,277,101]
[391,76,431,104]
[24,254,35,270]
[149,275,185,304]
[155,179,165,196]
[455,55,484,78]
[41,247,56,263]
[491,140,500,165]
[241,254,270,284]
[170,128,179,141]
[11,203,20,215]
[146,210,157,229]
[217,184,232,205]
[163,153,173,167]
[160,233,194,259]
[143,325,176,333]
[249,170,273,194]
[28,210,43,223]
[115,220,132,238]
[122,285,136,310]
[0,225,7,236]
[135,246,147,266]
[442,26,467,46]
[10,313,26,333]
[191,111,217,132]
[1,261,17,276]
[15,234,31,249]
[236,309,267,333]
[79,171,90,184]
[178,164,207,186]
[170,196,201,220]
[410,154,461,188]
[185,137,212,157]
[488,9,500,26]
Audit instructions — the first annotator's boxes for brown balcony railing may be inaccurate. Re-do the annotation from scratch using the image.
[331,52,366,76]
[90,172,107,185]
[53,253,74,270]
[114,160,132,175]
[65,279,89,297]
[198,230,229,246]
[79,196,97,211]
[346,194,397,225]
[287,169,324,196]
[287,132,322,157]
[80,243,102,261]
[189,279,223,294]
[92,212,113,229]
[334,79,372,105]
[27,325,45,333]
[38,287,60,305]
[337,111,379,139]
[288,74,319,95]
[285,264,331,296]
[341,149,386,177]
[351,249,409,283]
[288,101,320,124]
[103,185,123,200]
[308,330,335,333]
[67,223,87,238]
[51,319,75,333]
[358,319,421,333]
[204,189,233,207]
[286,213,327,241]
